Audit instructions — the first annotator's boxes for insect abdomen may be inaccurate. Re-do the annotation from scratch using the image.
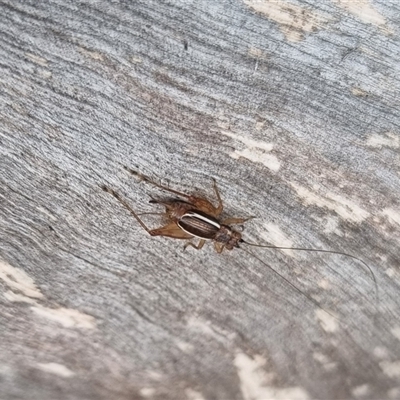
[178,211,220,239]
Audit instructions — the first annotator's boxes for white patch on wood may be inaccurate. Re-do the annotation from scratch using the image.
[36,363,75,378]
[312,352,337,372]
[185,388,206,400]
[186,316,235,344]
[351,87,369,97]
[315,309,339,332]
[4,290,38,304]
[317,279,331,290]
[322,216,343,236]
[332,0,387,27]
[146,371,163,381]
[0,260,44,299]
[176,341,194,353]
[31,306,96,329]
[242,0,330,42]
[38,69,52,79]
[391,327,400,341]
[255,120,265,131]
[78,47,104,61]
[231,147,281,172]
[1,260,97,330]
[187,316,216,337]
[386,268,397,278]
[373,346,389,359]
[248,47,268,60]
[380,360,400,378]
[388,387,400,399]
[366,132,399,149]
[381,208,400,226]
[130,56,143,64]
[290,183,369,223]
[234,352,309,400]
[352,384,370,397]
[25,53,49,66]
[140,388,156,397]
[220,130,281,172]
[260,223,296,257]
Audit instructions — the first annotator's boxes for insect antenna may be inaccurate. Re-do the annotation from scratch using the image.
[239,246,341,322]
[239,240,379,317]
[241,241,378,303]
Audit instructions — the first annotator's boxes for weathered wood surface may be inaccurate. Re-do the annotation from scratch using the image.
[1,0,400,399]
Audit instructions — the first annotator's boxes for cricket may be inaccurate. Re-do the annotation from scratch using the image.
[101,167,378,315]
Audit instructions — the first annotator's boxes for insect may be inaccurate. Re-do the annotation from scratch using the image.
[101,168,378,315]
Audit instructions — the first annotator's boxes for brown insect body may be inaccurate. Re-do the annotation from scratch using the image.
[178,211,222,240]
[102,170,245,253]
[102,168,378,315]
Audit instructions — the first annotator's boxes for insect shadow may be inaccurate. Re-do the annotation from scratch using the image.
[101,168,378,322]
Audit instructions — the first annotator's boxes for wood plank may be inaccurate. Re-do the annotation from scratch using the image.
[1,1,399,399]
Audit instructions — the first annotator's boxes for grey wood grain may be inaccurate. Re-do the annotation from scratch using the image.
[1,0,400,399]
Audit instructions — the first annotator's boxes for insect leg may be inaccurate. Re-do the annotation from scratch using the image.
[136,212,166,216]
[184,178,225,217]
[124,166,192,199]
[184,239,206,251]
[102,185,153,234]
[150,222,194,239]
[214,242,225,253]
[211,178,223,216]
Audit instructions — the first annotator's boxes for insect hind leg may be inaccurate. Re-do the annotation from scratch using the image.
[101,185,153,234]
[124,166,191,200]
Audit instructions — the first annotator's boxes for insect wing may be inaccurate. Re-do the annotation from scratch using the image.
[178,211,220,239]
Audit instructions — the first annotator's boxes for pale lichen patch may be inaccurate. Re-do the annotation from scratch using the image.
[187,316,216,337]
[332,0,389,30]
[391,327,400,341]
[220,130,281,172]
[38,69,52,79]
[322,216,343,236]
[315,309,339,333]
[176,341,194,353]
[373,346,389,359]
[290,183,369,223]
[381,208,400,227]
[260,223,296,257]
[366,132,399,149]
[234,352,309,400]
[1,260,97,330]
[317,279,331,290]
[31,306,96,330]
[388,387,400,399]
[0,260,44,299]
[248,47,268,60]
[352,384,370,398]
[140,388,156,397]
[78,47,104,61]
[351,87,369,97]
[36,363,75,378]
[380,360,400,378]
[313,352,337,372]
[4,290,38,304]
[231,148,281,172]
[243,0,330,42]
[186,316,235,345]
[25,53,49,67]
[130,56,143,64]
[185,388,206,400]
